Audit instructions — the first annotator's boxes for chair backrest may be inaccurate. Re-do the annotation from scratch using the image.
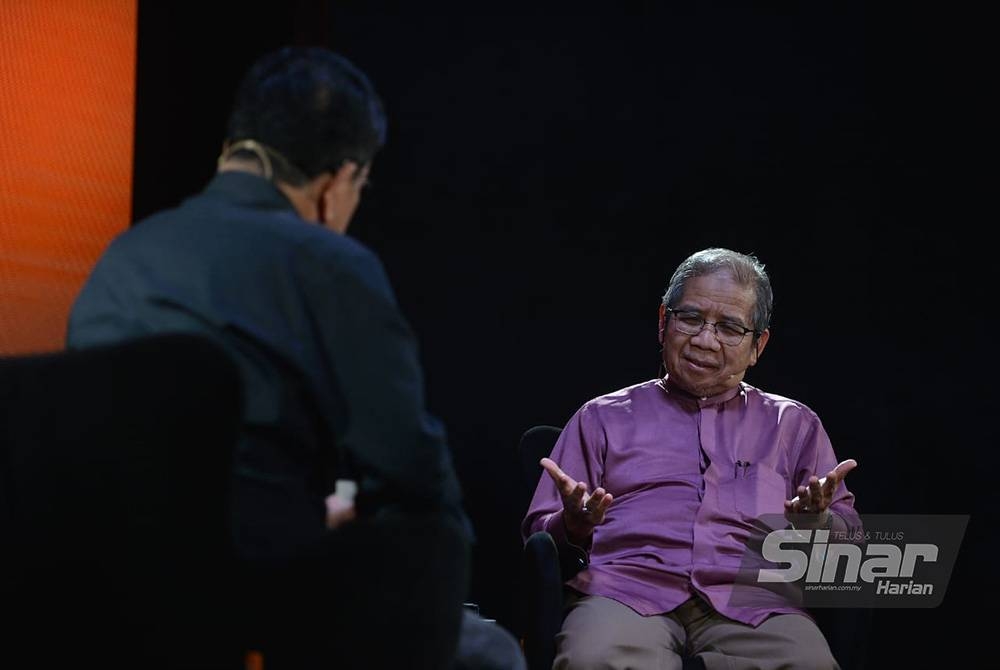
[0,334,244,669]
[517,425,562,508]
[516,426,565,670]
[518,425,587,580]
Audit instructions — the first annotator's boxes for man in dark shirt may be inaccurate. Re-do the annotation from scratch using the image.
[67,46,520,669]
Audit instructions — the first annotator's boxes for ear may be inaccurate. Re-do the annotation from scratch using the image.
[318,161,364,232]
[317,173,339,228]
[330,160,360,189]
[749,328,770,366]
[657,304,666,344]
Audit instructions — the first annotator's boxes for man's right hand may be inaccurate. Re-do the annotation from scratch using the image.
[540,457,613,545]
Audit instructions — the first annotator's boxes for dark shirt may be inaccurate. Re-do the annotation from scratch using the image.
[68,171,464,558]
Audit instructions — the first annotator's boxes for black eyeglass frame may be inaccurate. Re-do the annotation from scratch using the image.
[664,307,762,346]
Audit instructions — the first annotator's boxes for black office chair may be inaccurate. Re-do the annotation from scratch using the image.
[516,425,872,670]
[0,334,244,669]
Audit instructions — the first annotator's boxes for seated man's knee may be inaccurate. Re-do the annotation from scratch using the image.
[794,649,839,670]
[755,614,840,670]
[555,595,682,670]
[555,643,681,670]
[553,644,614,670]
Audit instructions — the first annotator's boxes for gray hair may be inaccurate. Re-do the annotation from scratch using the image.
[661,248,773,335]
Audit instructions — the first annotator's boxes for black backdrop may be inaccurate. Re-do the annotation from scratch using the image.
[134,2,992,665]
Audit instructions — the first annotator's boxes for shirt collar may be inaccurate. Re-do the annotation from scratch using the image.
[657,375,745,408]
[202,170,297,213]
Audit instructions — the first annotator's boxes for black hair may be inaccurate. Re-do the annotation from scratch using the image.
[225,46,386,185]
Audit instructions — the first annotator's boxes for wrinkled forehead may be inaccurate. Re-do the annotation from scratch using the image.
[677,271,757,318]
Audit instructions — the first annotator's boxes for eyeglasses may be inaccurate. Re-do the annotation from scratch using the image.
[665,308,759,346]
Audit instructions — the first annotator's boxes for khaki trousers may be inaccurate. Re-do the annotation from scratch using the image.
[554,593,839,670]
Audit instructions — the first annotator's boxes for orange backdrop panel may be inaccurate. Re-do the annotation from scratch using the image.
[0,0,137,355]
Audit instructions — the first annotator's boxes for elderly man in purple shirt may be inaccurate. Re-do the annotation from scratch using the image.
[522,248,859,670]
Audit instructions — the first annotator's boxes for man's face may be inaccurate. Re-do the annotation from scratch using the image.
[659,270,769,398]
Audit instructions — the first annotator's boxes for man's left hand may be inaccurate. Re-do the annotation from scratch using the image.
[784,459,858,526]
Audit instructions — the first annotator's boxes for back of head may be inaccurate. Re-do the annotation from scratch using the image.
[225,46,386,185]
[662,247,774,333]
